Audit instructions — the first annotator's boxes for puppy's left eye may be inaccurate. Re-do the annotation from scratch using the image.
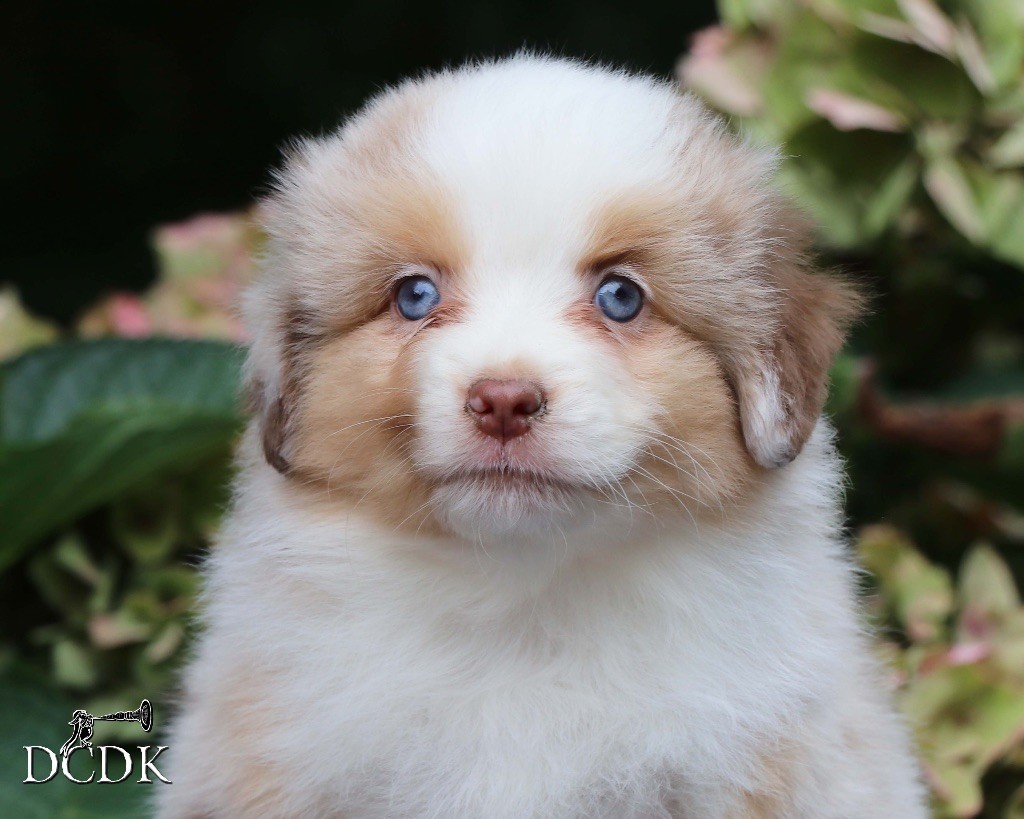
[394,276,441,320]
[595,275,644,322]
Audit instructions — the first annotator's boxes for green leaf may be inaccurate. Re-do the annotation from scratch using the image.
[923,157,984,241]
[110,490,181,566]
[859,526,954,642]
[818,0,901,24]
[52,640,98,690]
[825,354,862,422]
[846,35,981,121]
[759,11,852,140]
[718,0,791,30]
[989,119,1024,169]
[779,122,915,246]
[898,0,956,56]
[680,29,770,117]
[975,171,1024,270]
[0,288,58,362]
[959,0,1024,90]
[925,756,983,819]
[863,154,920,236]
[0,339,244,570]
[1006,781,1024,819]
[925,156,1024,267]
[959,544,1020,619]
[903,664,1024,818]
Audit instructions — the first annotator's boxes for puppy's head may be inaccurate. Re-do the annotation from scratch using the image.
[246,57,859,541]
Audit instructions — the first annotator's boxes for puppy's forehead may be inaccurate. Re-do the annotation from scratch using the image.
[409,61,691,272]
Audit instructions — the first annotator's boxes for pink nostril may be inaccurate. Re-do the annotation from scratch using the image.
[466,379,545,443]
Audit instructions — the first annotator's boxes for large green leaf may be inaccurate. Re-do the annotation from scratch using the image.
[0,339,245,570]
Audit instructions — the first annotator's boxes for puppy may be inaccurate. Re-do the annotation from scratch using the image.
[158,56,926,818]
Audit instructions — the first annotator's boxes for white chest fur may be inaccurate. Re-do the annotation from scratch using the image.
[175,432,867,818]
[157,430,925,818]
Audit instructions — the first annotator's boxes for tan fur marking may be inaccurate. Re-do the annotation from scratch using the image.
[622,318,757,516]
[286,317,441,534]
[732,741,802,818]
[253,83,470,479]
[212,715,288,814]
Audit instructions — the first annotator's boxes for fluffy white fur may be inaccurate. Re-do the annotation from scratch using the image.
[157,56,927,818]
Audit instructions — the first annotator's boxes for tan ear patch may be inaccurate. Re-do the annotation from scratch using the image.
[732,203,863,468]
[250,306,320,475]
[760,249,864,467]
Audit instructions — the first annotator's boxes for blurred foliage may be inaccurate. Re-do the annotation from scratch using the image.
[0,339,245,568]
[0,290,57,362]
[862,528,1024,817]
[0,215,255,815]
[77,214,259,342]
[682,0,1024,814]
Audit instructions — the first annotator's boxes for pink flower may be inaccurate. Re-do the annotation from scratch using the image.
[109,294,153,338]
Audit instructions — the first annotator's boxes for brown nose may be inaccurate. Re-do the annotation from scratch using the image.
[466,379,545,443]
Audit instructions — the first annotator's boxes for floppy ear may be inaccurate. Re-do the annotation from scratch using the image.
[242,283,314,476]
[248,375,292,474]
[731,221,863,469]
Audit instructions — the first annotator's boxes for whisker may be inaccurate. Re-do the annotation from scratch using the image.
[629,462,700,530]
[323,413,415,442]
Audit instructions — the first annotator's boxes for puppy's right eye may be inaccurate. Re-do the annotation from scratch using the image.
[594,274,644,323]
[394,276,441,320]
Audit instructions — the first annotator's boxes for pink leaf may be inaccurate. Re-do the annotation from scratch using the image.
[806,88,905,133]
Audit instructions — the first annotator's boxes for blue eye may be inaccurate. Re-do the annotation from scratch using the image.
[594,275,644,322]
[394,276,441,320]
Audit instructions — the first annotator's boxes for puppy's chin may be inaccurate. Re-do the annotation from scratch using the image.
[431,472,597,542]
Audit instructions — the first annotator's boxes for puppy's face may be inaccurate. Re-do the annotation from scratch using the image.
[248,61,859,541]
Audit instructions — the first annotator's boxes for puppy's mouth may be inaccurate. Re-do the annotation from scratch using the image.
[440,466,583,494]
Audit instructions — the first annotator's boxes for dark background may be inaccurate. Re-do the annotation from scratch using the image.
[4,0,716,323]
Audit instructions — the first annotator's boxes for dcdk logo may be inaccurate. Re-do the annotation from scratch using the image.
[23,698,172,784]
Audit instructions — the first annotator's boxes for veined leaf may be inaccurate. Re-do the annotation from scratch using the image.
[0,339,245,570]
